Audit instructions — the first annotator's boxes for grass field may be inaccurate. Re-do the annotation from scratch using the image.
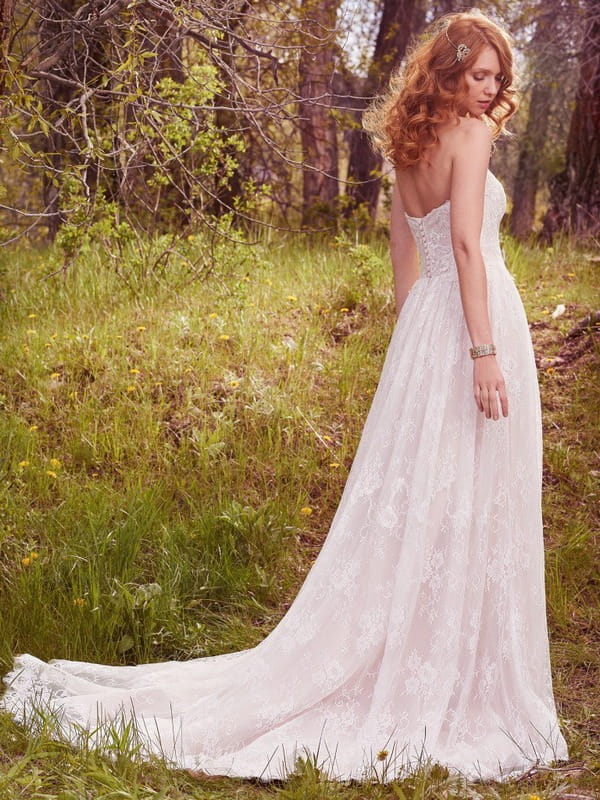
[0,231,598,799]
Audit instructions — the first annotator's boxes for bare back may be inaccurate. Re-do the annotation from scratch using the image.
[394,118,484,218]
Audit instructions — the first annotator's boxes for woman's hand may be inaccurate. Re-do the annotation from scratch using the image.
[473,355,508,420]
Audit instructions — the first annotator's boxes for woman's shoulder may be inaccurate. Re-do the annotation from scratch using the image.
[442,116,493,144]
[437,117,492,161]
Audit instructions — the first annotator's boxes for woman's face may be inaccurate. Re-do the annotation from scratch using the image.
[460,45,503,117]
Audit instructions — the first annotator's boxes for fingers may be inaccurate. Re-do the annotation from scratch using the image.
[473,382,508,420]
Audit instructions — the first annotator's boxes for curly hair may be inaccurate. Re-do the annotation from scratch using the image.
[363,11,519,170]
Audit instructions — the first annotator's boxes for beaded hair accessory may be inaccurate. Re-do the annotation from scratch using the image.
[445,26,471,62]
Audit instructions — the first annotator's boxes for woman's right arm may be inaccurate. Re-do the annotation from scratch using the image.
[449,119,508,421]
[390,178,419,316]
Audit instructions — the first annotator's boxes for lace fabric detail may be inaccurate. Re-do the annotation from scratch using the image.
[1,170,568,782]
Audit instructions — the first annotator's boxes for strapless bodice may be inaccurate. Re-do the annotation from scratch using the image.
[404,170,507,280]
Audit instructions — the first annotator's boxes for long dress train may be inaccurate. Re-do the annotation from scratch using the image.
[1,171,568,781]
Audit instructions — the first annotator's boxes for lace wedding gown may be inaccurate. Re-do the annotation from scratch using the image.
[1,170,568,782]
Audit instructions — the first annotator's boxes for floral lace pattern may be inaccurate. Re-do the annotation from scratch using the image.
[1,171,568,781]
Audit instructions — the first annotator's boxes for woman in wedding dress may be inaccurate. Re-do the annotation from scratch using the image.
[1,11,568,782]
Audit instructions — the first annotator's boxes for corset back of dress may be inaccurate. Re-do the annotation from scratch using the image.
[405,170,507,280]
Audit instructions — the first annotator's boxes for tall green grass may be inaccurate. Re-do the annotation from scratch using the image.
[0,231,598,798]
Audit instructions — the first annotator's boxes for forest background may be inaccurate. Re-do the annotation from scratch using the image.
[0,0,598,798]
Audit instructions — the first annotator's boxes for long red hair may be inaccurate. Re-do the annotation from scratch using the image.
[364,11,519,169]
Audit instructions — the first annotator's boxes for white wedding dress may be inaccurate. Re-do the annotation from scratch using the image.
[1,170,568,782]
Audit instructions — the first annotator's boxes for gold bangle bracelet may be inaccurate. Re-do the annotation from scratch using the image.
[470,343,496,359]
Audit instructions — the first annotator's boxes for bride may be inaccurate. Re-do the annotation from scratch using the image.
[1,10,568,783]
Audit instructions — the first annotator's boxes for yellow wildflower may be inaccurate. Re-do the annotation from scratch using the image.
[567,272,575,277]
[377,750,389,761]
[209,312,218,319]
[21,557,31,567]
[28,313,36,319]
[46,470,57,478]
[44,342,51,348]
[229,379,239,387]
[136,325,146,331]
[49,458,61,469]
[26,329,37,335]
[18,460,29,468]
[265,278,273,286]
[69,390,77,400]
[546,367,556,374]
[129,368,140,374]
[286,295,297,302]
[184,367,193,374]
[126,385,136,393]
[51,333,57,339]
[73,597,86,607]
[528,795,542,800]
[31,551,39,559]
[29,425,38,431]
[50,372,61,379]
[154,381,163,387]
[322,435,332,442]
[329,462,340,469]
[219,334,230,341]
[242,274,250,282]
[300,506,313,516]
[340,307,349,313]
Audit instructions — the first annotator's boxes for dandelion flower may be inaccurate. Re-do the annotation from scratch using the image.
[126,385,136,393]
[286,295,298,302]
[49,458,61,468]
[29,425,38,431]
[50,372,61,379]
[136,326,146,332]
[528,795,542,800]
[44,342,52,348]
[322,435,332,442]
[129,368,140,375]
[219,334,230,341]
[546,367,556,374]
[30,552,39,559]
[329,461,340,469]
[376,750,389,761]
[21,557,31,567]
[46,470,57,478]
[18,460,29,468]
[300,506,313,516]
[28,313,37,319]
[209,312,218,319]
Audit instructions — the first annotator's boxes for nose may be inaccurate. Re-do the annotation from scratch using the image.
[484,79,496,96]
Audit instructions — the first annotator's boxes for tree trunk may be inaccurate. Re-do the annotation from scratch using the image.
[509,11,557,239]
[542,0,600,240]
[344,0,428,219]
[298,0,339,225]
[0,0,15,93]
